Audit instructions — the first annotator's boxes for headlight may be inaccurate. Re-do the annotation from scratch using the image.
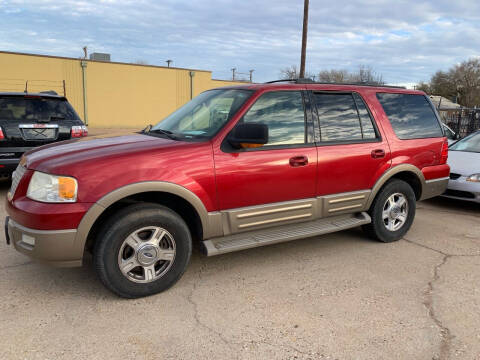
[466,174,480,183]
[27,171,78,203]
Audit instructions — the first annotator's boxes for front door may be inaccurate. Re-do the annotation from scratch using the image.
[214,90,318,233]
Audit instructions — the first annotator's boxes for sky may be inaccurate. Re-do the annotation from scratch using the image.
[1,0,480,86]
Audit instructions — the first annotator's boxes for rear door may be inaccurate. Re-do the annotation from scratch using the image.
[310,91,391,213]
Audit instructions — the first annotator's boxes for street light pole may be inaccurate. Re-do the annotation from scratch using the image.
[299,0,309,79]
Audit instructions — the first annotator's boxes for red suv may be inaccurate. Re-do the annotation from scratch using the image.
[5,81,450,298]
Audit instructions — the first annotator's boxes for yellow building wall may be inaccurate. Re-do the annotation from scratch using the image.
[0,51,247,128]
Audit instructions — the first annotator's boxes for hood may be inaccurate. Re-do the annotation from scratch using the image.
[25,133,188,172]
[447,150,480,176]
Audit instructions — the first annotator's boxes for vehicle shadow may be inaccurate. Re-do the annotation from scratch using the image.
[5,228,373,300]
[420,196,480,214]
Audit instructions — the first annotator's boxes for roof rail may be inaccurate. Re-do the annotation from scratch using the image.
[264,78,406,89]
[264,79,296,84]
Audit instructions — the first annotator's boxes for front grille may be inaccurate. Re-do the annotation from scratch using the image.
[9,164,26,198]
[449,173,461,180]
[444,189,476,199]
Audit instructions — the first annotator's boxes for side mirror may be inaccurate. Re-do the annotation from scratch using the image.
[455,133,461,140]
[229,123,268,149]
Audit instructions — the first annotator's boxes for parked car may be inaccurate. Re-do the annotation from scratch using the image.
[443,130,480,203]
[0,91,87,176]
[5,81,449,298]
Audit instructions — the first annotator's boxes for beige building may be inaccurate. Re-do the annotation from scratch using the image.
[0,51,246,128]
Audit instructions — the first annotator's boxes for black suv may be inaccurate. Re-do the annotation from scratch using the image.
[0,92,87,176]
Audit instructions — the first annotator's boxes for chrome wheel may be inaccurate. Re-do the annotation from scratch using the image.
[382,193,408,232]
[118,226,176,283]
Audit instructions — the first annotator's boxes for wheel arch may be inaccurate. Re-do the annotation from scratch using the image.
[73,182,222,259]
[366,165,425,209]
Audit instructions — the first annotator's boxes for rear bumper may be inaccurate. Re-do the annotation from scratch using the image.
[0,158,20,175]
[0,147,35,174]
[419,164,450,200]
[5,216,82,267]
[420,177,450,200]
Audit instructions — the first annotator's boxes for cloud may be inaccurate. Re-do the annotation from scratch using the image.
[0,0,479,83]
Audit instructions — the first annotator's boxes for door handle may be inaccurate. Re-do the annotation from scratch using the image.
[371,149,386,159]
[289,155,308,167]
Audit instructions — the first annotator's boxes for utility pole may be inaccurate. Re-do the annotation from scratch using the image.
[249,69,254,83]
[299,0,309,79]
[231,68,237,81]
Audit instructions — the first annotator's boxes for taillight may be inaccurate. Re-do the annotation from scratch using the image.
[71,125,88,138]
[440,138,448,165]
[0,127,4,140]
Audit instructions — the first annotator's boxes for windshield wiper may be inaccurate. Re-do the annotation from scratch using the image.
[148,128,179,140]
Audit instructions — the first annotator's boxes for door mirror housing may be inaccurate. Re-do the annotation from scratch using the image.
[229,123,268,149]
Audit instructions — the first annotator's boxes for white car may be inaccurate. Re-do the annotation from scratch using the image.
[443,131,480,203]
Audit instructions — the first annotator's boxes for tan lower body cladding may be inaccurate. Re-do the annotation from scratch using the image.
[221,190,371,236]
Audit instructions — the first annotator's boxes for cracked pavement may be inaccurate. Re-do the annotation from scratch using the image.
[0,179,479,360]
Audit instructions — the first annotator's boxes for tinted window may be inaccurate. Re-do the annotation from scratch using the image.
[376,93,442,139]
[353,93,377,139]
[242,91,306,146]
[0,97,80,121]
[314,93,378,142]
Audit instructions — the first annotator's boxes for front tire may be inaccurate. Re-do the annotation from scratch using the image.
[94,203,192,298]
[362,179,416,243]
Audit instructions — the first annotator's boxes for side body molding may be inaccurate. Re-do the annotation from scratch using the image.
[73,181,223,260]
[365,164,426,208]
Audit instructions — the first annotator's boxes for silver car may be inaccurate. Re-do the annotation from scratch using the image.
[444,131,480,203]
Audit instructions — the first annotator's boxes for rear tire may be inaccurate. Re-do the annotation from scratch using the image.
[362,179,416,243]
[94,203,192,298]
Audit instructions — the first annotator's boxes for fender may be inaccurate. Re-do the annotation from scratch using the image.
[72,181,223,259]
[366,164,426,208]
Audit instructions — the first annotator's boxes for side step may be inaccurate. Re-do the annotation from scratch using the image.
[202,212,371,256]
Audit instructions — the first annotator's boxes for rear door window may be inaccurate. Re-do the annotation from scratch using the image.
[0,97,80,121]
[376,93,442,139]
[313,92,379,142]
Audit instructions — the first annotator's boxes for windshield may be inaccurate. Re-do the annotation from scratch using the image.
[450,131,480,153]
[0,96,80,121]
[151,89,252,139]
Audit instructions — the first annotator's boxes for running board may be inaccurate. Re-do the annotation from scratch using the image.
[202,212,371,256]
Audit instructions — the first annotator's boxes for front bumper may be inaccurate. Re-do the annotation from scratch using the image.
[442,177,480,203]
[5,216,82,267]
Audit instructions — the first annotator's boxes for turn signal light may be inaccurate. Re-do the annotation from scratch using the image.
[58,177,77,200]
[440,138,448,165]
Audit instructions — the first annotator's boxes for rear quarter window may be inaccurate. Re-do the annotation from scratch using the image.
[376,93,443,139]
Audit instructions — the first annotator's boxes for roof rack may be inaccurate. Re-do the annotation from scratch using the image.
[264,78,406,89]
